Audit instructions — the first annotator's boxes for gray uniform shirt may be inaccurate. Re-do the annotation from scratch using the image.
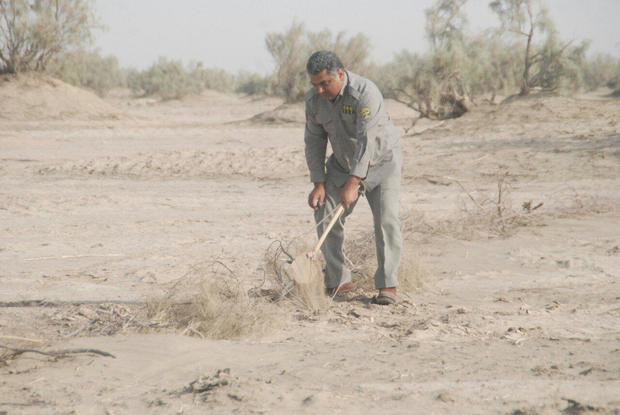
[304,71,401,189]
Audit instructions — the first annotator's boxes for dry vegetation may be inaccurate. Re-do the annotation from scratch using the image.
[343,225,432,294]
[0,0,619,413]
[144,262,280,340]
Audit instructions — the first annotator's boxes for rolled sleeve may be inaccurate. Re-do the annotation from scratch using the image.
[349,84,382,179]
[304,102,328,183]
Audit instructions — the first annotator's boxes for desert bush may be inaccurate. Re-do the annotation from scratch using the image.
[379,0,598,122]
[46,50,124,96]
[265,21,308,102]
[0,0,97,74]
[128,57,203,100]
[600,59,620,95]
[190,64,236,93]
[127,59,241,99]
[541,38,591,93]
[235,70,272,95]
[579,53,619,91]
[464,32,522,102]
[265,21,372,102]
[379,51,442,119]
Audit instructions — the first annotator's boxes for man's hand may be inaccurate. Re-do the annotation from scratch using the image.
[308,182,326,210]
[340,176,362,209]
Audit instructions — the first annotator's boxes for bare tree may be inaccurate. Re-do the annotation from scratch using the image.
[379,0,472,126]
[0,0,97,74]
[489,0,558,95]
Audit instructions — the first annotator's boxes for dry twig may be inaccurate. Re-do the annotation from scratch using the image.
[0,344,115,362]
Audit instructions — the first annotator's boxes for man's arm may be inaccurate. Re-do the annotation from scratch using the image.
[304,101,328,209]
[340,83,383,208]
[304,101,328,184]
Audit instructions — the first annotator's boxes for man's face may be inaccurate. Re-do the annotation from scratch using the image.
[310,69,345,102]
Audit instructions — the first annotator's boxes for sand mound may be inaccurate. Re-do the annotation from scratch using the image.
[419,94,620,144]
[250,103,305,124]
[0,73,122,121]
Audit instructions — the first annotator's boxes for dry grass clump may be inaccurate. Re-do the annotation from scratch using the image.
[449,172,541,238]
[425,174,614,241]
[263,218,433,299]
[146,262,279,340]
[412,172,544,240]
[263,239,329,312]
[405,173,614,243]
[344,226,432,294]
[399,251,433,293]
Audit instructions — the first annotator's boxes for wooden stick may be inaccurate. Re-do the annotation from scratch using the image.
[313,204,345,255]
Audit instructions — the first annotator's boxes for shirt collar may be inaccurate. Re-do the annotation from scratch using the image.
[337,71,349,98]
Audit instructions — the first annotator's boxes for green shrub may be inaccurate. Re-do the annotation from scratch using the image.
[190,65,236,93]
[47,50,124,97]
[235,71,272,95]
[128,57,203,100]
[581,54,620,92]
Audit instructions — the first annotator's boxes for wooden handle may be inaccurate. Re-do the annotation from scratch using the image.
[312,204,344,255]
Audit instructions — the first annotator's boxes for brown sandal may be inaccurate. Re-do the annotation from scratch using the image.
[373,289,397,305]
[326,281,356,297]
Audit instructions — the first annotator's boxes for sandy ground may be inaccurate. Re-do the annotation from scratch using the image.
[1,78,619,414]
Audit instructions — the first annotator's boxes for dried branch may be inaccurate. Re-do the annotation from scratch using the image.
[0,344,116,361]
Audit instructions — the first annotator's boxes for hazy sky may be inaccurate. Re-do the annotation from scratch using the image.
[95,0,620,74]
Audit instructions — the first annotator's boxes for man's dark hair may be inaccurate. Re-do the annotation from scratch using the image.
[306,50,344,75]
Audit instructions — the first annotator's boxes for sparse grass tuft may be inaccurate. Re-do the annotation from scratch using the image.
[414,172,543,240]
[344,224,433,294]
[146,262,279,340]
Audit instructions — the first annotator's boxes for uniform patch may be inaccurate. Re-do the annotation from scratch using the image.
[360,107,371,120]
[342,105,353,114]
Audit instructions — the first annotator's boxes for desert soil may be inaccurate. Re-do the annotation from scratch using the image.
[1,76,619,414]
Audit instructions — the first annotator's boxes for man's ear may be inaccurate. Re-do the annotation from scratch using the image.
[337,68,345,81]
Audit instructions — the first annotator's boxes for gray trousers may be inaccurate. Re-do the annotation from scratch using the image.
[314,150,402,289]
